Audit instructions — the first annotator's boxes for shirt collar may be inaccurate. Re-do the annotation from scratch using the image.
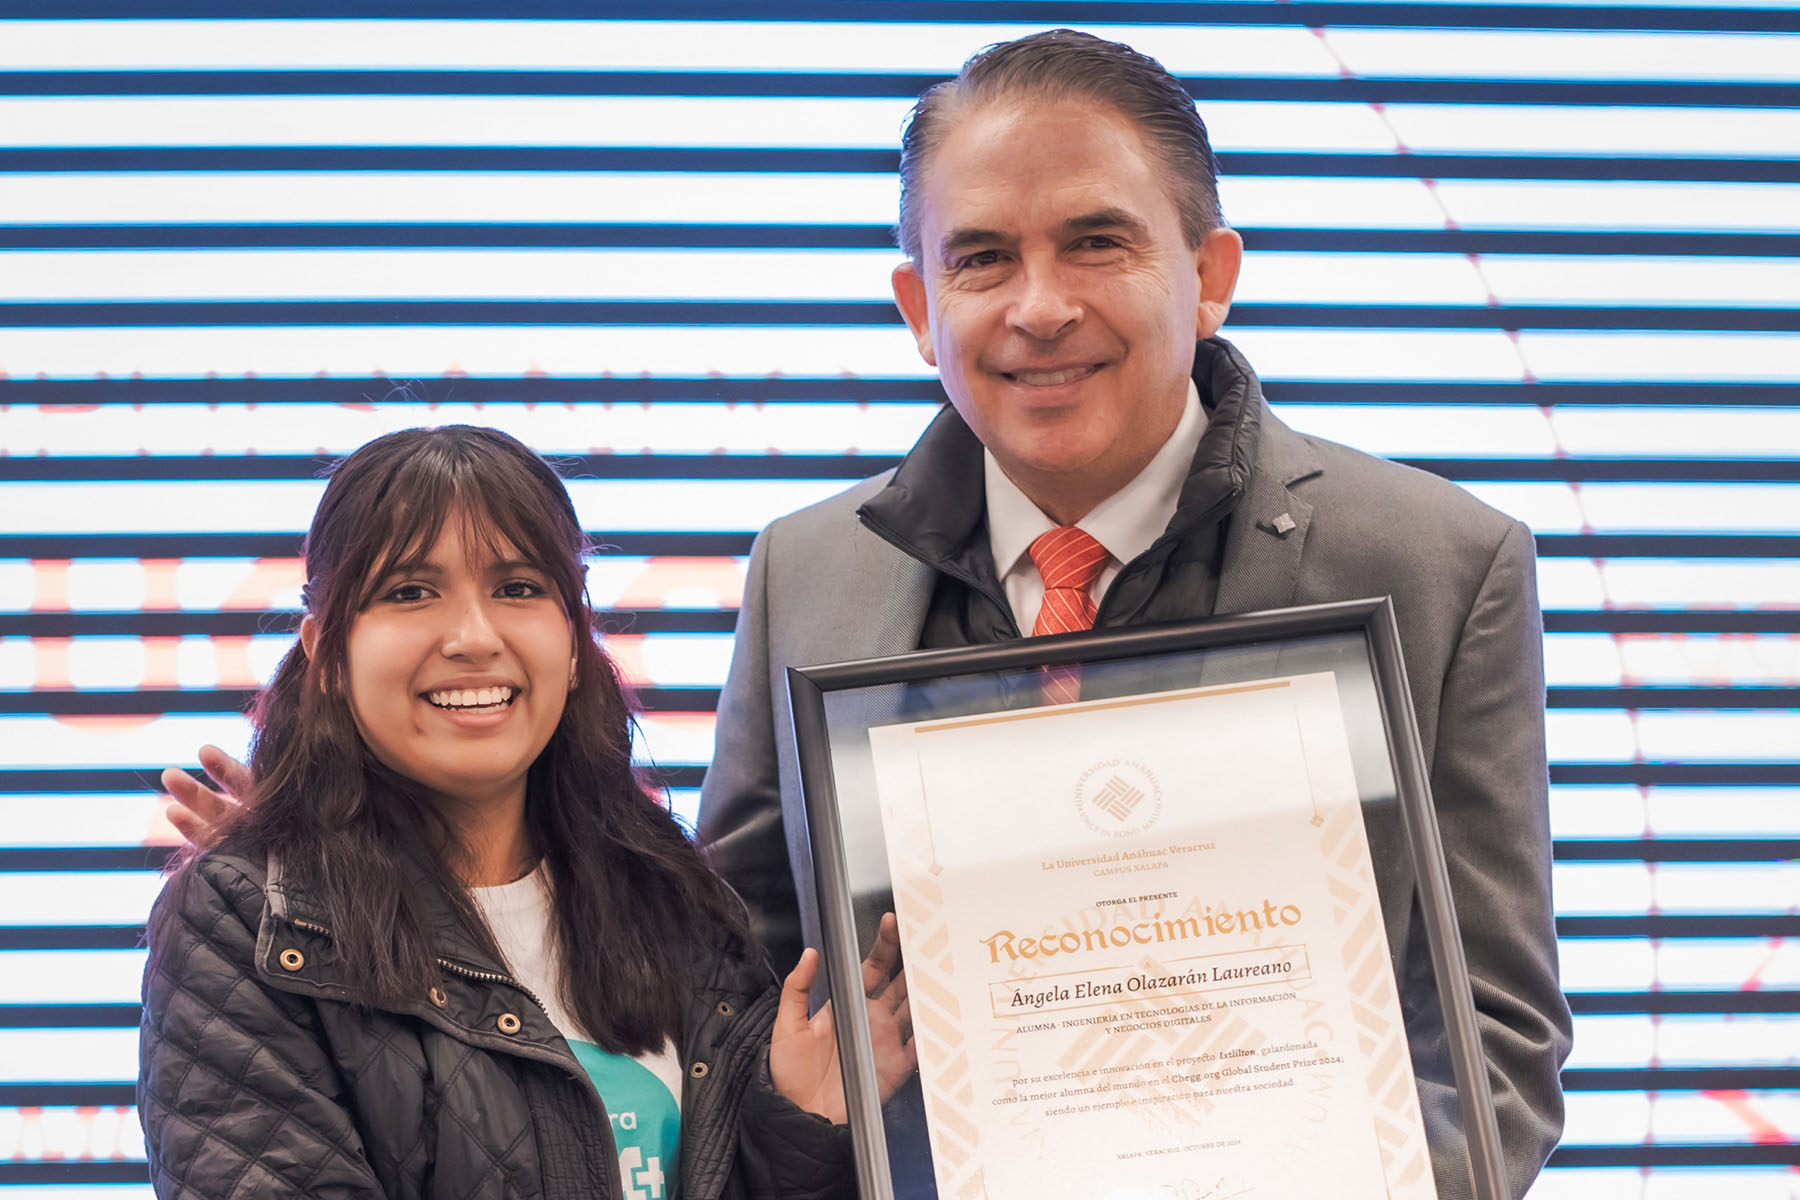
[985,378,1207,578]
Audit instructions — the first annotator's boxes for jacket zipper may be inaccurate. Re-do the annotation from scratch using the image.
[288,917,551,1015]
[434,955,551,1016]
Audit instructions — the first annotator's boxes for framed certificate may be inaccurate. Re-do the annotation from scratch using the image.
[787,597,1507,1200]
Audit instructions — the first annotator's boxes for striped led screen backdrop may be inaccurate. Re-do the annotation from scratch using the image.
[1,4,1797,1196]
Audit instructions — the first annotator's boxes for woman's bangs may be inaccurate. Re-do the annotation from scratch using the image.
[311,427,586,617]
[448,473,584,613]
[346,466,462,611]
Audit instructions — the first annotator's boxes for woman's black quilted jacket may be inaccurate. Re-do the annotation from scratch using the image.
[138,850,856,1199]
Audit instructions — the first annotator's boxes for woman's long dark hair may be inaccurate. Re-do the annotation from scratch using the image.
[212,424,749,1053]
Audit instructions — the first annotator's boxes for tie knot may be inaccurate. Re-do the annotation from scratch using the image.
[1029,526,1109,593]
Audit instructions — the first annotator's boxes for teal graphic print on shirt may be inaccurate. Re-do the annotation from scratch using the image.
[570,1040,682,1200]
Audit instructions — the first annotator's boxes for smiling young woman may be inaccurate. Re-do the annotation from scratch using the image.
[316,515,579,887]
[138,426,912,1199]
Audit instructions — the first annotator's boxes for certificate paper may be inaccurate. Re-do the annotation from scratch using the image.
[868,673,1434,1200]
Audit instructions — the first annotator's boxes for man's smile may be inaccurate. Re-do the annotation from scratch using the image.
[998,363,1103,388]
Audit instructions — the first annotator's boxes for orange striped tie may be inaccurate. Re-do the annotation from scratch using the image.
[1029,526,1109,703]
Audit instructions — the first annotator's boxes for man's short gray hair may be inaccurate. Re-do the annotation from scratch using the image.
[896,28,1225,262]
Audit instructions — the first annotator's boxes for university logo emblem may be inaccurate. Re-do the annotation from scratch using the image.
[1091,775,1145,821]
[1074,758,1163,837]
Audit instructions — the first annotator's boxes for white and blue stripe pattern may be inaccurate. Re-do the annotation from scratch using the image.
[0,4,1796,1194]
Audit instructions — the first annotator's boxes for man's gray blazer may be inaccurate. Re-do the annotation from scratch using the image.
[699,345,1572,1198]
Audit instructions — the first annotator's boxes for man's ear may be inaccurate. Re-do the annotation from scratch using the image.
[891,262,937,367]
[1193,226,1244,340]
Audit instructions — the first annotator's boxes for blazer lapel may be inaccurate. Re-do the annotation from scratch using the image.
[1215,405,1322,616]
[1213,408,1419,954]
[843,541,936,663]
[765,472,939,673]
[783,532,936,673]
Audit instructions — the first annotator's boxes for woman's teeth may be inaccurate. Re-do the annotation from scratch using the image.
[427,686,515,711]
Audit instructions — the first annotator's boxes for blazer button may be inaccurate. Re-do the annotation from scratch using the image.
[496,1012,522,1035]
[688,1061,710,1080]
[428,986,448,1008]
[278,949,305,972]
[715,1000,735,1017]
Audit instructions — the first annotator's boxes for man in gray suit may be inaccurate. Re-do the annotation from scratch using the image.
[695,28,1571,1199]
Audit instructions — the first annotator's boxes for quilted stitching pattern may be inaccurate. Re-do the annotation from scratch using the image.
[141,860,384,1196]
[139,852,855,1200]
[139,857,551,1198]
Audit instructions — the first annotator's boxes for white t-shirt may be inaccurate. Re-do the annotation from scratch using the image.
[472,869,684,1200]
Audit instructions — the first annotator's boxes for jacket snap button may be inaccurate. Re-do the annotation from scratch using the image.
[496,1012,522,1035]
[689,1061,710,1080]
[278,949,305,972]
[428,987,448,1008]
[715,1000,734,1017]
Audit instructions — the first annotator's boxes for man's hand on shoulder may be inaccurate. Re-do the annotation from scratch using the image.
[160,744,251,848]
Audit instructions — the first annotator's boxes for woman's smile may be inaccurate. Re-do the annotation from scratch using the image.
[424,683,519,714]
[322,517,575,812]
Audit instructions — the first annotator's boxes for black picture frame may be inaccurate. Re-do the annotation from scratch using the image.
[786,596,1507,1200]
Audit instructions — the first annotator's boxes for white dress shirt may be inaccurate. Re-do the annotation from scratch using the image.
[985,379,1206,634]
